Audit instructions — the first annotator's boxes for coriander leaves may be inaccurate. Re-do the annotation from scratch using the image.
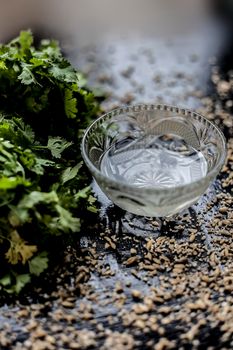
[0,30,101,294]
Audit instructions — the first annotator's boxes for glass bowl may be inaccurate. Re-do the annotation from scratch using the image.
[81,104,226,217]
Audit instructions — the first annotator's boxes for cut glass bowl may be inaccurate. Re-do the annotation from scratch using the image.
[81,104,226,217]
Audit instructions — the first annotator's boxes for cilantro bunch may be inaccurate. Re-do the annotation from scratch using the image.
[0,31,100,294]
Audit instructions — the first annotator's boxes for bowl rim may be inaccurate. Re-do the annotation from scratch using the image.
[81,104,227,194]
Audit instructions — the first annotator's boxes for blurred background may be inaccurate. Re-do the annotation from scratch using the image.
[0,0,224,42]
[0,0,232,112]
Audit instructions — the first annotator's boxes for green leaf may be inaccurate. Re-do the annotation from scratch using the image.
[19,30,33,52]
[39,40,61,59]
[13,63,20,72]
[13,118,35,143]
[87,206,98,213]
[74,186,91,200]
[0,61,7,70]
[76,73,87,88]
[64,89,78,119]
[0,274,11,287]
[14,274,31,294]
[61,162,83,184]
[29,252,49,276]
[1,273,30,294]
[47,137,73,158]
[18,64,37,85]
[49,65,78,83]
[0,177,30,190]
[33,158,55,175]
[52,204,81,233]
[12,191,59,223]
[87,195,98,213]
[29,57,46,67]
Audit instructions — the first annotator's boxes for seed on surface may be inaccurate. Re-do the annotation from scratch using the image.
[131,290,142,300]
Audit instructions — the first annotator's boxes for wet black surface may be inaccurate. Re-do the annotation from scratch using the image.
[0,23,233,350]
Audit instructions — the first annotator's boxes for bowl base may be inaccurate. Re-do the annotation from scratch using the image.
[102,205,194,239]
